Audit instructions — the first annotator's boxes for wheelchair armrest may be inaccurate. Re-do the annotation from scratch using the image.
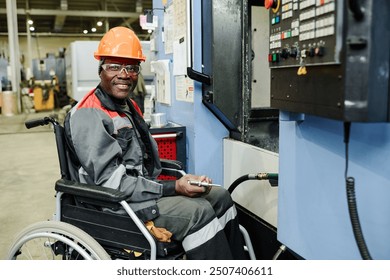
[160,159,184,170]
[55,179,127,203]
[160,159,186,179]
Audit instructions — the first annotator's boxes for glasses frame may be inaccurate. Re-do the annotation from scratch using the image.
[101,63,141,75]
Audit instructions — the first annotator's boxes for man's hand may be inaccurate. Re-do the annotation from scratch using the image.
[175,174,212,197]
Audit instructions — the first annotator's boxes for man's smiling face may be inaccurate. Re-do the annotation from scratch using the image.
[99,57,140,100]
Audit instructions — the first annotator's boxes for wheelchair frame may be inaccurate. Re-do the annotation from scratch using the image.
[7,116,255,260]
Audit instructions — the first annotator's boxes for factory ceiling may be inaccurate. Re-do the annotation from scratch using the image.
[0,0,153,40]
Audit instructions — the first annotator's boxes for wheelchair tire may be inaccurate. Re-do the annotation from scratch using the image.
[6,220,111,260]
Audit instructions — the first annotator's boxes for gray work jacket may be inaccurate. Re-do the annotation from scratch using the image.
[64,86,176,221]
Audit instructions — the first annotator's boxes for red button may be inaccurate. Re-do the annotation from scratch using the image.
[265,0,275,9]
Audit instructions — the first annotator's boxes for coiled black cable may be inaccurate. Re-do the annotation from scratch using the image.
[345,177,372,260]
[344,122,372,260]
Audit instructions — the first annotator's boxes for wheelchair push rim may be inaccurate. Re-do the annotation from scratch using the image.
[6,220,111,260]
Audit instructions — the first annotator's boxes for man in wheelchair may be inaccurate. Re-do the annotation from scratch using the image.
[63,26,246,260]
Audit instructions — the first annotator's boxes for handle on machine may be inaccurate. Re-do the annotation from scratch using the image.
[349,0,365,21]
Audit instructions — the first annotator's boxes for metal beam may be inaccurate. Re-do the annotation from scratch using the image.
[0,32,150,40]
[0,8,140,18]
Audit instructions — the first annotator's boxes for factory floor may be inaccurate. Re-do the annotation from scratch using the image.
[0,110,61,259]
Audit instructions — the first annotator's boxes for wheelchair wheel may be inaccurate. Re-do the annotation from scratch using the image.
[6,220,111,260]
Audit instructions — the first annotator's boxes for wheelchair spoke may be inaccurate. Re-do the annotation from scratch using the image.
[7,221,110,260]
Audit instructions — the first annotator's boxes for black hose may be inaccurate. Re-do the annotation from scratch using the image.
[228,172,284,259]
[346,177,372,260]
[228,173,278,194]
[228,174,251,194]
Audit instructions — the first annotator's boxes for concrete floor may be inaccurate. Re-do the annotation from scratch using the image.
[0,111,60,259]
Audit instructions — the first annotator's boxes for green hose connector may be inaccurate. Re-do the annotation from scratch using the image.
[257,173,278,180]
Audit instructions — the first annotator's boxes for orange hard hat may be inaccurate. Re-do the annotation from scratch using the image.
[94,26,146,61]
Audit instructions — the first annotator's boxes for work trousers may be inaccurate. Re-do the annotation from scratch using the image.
[154,186,247,260]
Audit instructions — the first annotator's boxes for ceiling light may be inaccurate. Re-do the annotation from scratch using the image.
[83,29,88,34]
[91,27,97,32]
[27,19,34,25]
[29,26,35,31]
[97,21,103,27]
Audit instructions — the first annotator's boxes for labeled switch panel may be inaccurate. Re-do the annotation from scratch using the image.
[266,0,390,122]
[268,0,339,67]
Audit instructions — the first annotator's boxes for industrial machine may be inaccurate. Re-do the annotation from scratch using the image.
[185,0,290,259]
[267,0,390,122]
[264,0,390,260]
[65,41,100,102]
[0,56,9,92]
[31,52,69,111]
[182,0,390,260]
[32,78,57,112]
[32,52,66,87]
[194,0,279,151]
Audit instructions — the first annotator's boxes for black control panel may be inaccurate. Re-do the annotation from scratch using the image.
[266,0,390,122]
[268,0,338,67]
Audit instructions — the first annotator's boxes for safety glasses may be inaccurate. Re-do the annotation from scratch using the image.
[101,64,141,75]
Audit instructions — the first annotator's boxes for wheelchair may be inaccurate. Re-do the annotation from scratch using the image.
[6,116,256,260]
